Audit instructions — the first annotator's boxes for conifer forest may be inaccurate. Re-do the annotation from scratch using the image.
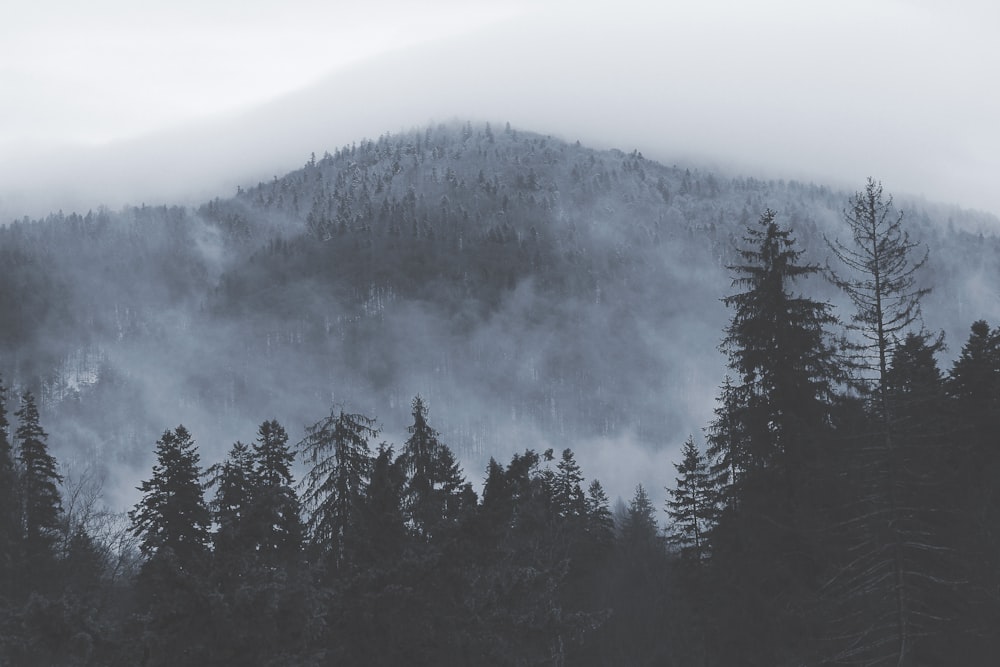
[2,122,1000,665]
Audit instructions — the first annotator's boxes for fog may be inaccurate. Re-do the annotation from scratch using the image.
[3,3,1000,517]
[2,1,998,222]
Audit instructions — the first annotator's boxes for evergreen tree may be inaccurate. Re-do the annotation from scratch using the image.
[299,407,377,569]
[948,320,1000,442]
[721,208,839,473]
[210,425,308,665]
[208,441,256,574]
[250,420,302,563]
[585,479,614,546]
[708,209,840,665]
[947,320,1000,659]
[620,484,658,550]
[128,425,212,664]
[130,425,211,565]
[665,437,715,563]
[399,396,471,537]
[14,391,63,562]
[0,376,20,588]
[704,375,747,512]
[824,179,944,665]
[553,448,587,520]
[355,443,406,564]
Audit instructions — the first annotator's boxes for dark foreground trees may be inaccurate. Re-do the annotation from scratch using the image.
[7,182,1000,665]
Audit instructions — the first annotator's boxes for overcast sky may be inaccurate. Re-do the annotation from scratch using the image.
[2,0,998,220]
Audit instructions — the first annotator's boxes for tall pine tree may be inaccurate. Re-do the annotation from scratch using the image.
[665,437,715,563]
[824,179,949,665]
[15,391,63,563]
[299,408,377,570]
[128,425,212,664]
[0,377,20,590]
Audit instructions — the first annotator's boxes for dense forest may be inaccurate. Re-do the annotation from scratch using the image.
[2,122,1000,664]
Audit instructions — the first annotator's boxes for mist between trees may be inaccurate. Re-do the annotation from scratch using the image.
[3,122,1000,664]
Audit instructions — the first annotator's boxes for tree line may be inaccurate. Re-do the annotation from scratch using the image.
[2,178,999,665]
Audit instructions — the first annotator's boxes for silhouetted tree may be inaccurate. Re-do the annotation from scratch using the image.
[128,425,211,665]
[824,179,944,665]
[15,392,62,565]
[299,408,377,571]
[0,376,19,590]
[665,437,715,563]
[399,396,471,537]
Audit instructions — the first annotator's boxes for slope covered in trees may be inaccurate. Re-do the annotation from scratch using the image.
[1,121,998,508]
[3,154,1000,662]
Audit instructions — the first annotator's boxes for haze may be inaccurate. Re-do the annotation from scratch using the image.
[2,0,998,221]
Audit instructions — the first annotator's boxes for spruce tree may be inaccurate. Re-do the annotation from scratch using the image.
[585,479,614,546]
[251,420,302,563]
[620,484,658,550]
[665,437,715,563]
[128,425,212,664]
[947,320,1000,658]
[399,396,471,537]
[552,448,587,521]
[208,441,255,573]
[15,391,63,562]
[0,377,20,588]
[299,408,377,569]
[824,179,945,665]
[129,425,210,566]
[721,208,839,474]
[708,209,840,665]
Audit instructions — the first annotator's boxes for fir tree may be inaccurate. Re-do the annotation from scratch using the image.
[15,391,63,561]
[553,448,587,520]
[665,437,715,563]
[208,441,256,572]
[708,209,840,665]
[128,425,212,664]
[399,396,471,537]
[299,408,377,569]
[722,208,839,473]
[251,420,302,563]
[585,479,614,546]
[129,425,210,567]
[0,376,20,588]
[620,484,658,549]
[824,179,944,665]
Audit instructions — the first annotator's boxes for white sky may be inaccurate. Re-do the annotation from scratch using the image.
[1,0,998,219]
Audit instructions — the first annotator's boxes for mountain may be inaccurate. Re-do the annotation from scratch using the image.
[2,120,999,508]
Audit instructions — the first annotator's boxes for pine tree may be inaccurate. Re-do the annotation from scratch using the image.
[947,320,1000,658]
[704,375,747,512]
[210,425,308,665]
[585,480,614,546]
[708,209,840,665]
[722,208,839,473]
[665,437,715,563]
[15,391,63,561]
[824,179,943,665]
[251,420,302,563]
[399,396,471,537]
[128,425,212,664]
[620,484,658,549]
[208,441,256,573]
[129,425,210,566]
[553,448,587,520]
[0,376,20,588]
[299,407,377,569]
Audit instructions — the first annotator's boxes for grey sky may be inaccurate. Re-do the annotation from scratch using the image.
[1,0,998,220]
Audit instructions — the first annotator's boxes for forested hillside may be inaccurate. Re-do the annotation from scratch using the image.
[2,121,997,497]
[2,121,1000,664]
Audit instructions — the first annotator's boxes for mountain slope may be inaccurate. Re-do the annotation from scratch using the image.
[2,121,998,507]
